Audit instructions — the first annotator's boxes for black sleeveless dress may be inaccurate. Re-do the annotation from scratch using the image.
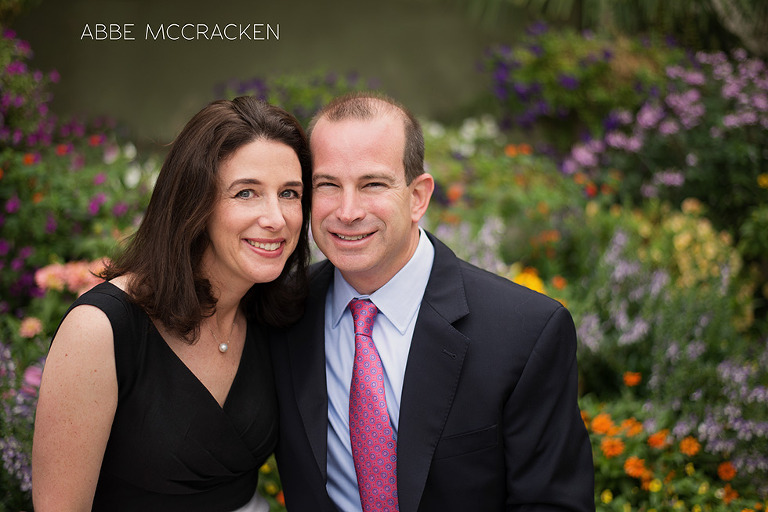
[56,282,278,511]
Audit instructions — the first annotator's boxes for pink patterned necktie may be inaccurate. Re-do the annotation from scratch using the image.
[348,299,399,512]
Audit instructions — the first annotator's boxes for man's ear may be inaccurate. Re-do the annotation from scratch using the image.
[410,173,435,223]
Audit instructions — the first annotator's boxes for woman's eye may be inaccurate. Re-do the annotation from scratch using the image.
[235,189,254,199]
[280,189,300,199]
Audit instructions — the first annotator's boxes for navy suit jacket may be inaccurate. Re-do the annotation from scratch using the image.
[269,233,594,511]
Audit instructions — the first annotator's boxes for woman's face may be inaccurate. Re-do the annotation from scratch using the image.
[203,138,304,294]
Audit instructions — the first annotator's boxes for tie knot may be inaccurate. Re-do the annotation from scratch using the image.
[349,298,378,337]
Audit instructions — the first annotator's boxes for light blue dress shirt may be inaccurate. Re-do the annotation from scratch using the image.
[325,229,435,512]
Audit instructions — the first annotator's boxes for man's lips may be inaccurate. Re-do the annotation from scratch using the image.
[333,232,374,241]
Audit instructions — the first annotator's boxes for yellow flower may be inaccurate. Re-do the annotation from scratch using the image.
[692,506,702,512]
[600,489,613,504]
[685,463,695,476]
[758,173,768,189]
[699,482,709,494]
[264,482,278,495]
[259,463,272,474]
[649,479,662,492]
[512,267,546,295]
[623,504,631,512]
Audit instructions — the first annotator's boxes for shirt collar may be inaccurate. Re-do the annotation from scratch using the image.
[329,228,435,333]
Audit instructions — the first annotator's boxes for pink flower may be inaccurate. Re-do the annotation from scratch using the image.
[93,172,107,185]
[35,263,67,291]
[21,364,44,396]
[19,317,43,338]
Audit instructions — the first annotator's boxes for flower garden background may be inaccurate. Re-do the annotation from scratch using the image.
[2,4,768,511]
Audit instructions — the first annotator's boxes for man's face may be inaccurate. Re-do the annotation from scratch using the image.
[310,114,433,295]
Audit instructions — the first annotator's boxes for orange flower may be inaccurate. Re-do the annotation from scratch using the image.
[441,212,461,225]
[580,410,589,429]
[276,491,285,506]
[0,168,4,180]
[32,192,44,203]
[723,484,739,504]
[585,183,598,197]
[620,418,643,437]
[591,413,615,435]
[718,461,736,481]
[624,456,646,478]
[55,143,71,156]
[600,183,614,195]
[552,275,567,290]
[504,144,519,157]
[446,183,464,203]
[518,143,533,155]
[623,371,642,387]
[680,436,701,456]
[648,429,669,449]
[22,153,38,165]
[600,437,625,458]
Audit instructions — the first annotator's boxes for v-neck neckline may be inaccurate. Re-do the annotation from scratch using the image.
[151,321,249,411]
[103,281,248,411]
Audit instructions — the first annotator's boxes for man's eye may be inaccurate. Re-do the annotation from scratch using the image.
[314,182,337,189]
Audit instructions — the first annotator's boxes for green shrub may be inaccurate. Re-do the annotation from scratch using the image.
[483,23,681,151]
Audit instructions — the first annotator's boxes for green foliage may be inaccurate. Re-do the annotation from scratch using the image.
[0,27,155,317]
[215,70,376,129]
[483,25,681,150]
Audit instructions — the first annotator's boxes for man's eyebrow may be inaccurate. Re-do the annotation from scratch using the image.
[312,173,397,184]
[312,173,337,184]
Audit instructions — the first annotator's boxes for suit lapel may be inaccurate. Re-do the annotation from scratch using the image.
[288,260,334,480]
[397,234,470,512]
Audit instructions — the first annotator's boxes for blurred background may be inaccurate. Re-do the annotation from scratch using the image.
[11,0,517,144]
[2,0,768,510]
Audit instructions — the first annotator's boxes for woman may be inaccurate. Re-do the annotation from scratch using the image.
[31,96,311,511]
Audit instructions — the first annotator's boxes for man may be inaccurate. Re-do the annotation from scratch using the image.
[269,93,594,511]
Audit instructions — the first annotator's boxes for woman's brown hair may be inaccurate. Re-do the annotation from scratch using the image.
[103,96,311,340]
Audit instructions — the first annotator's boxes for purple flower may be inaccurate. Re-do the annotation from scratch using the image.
[18,246,33,259]
[5,61,27,75]
[45,214,57,234]
[560,158,578,175]
[5,196,20,214]
[753,93,768,112]
[625,135,643,152]
[88,193,107,215]
[527,44,543,58]
[526,21,548,36]
[605,131,628,149]
[558,74,579,91]
[653,170,685,187]
[571,144,598,167]
[636,103,665,129]
[112,202,129,217]
[683,70,706,86]
[11,258,23,272]
[0,239,9,255]
[658,119,680,135]
[93,172,107,185]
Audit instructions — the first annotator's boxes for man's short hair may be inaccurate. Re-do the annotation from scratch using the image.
[308,92,425,184]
